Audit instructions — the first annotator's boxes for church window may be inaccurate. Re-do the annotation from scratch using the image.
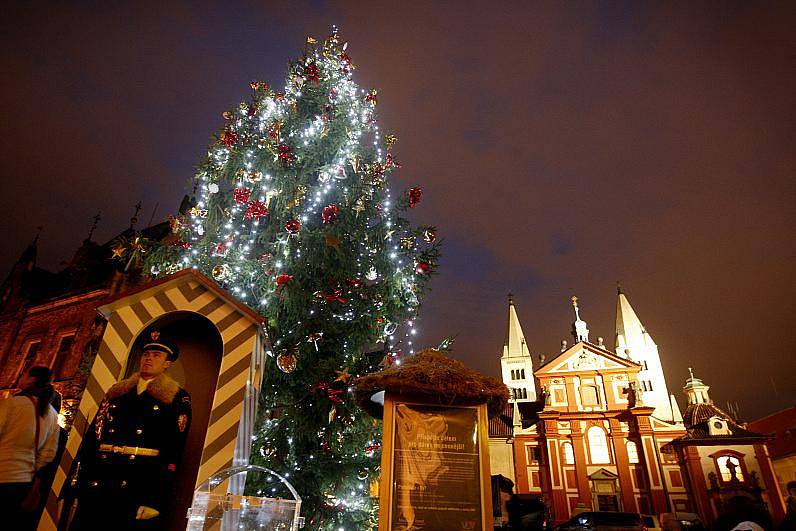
[587,426,611,464]
[647,381,653,391]
[581,385,600,407]
[522,388,528,399]
[643,360,648,370]
[626,441,640,464]
[521,369,525,379]
[16,340,41,387]
[562,442,575,465]
[527,446,540,464]
[716,455,744,483]
[554,388,566,403]
[52,332,76,381]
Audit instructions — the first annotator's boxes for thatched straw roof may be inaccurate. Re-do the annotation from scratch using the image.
[353,349,509,419]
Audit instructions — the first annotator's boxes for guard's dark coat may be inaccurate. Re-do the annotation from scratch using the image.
[69,373,191,530]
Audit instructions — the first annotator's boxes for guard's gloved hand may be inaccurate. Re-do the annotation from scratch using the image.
[135,506,160,520]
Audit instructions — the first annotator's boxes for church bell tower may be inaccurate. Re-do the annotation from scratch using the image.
[500,294,536,403]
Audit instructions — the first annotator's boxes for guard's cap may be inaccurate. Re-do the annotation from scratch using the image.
[142,330,179,361]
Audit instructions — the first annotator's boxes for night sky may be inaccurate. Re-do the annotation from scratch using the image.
[2,2,794,420]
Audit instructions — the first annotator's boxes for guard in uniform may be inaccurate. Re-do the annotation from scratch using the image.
[69,332,191,531]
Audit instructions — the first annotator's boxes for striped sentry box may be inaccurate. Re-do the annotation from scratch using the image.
[38,270,268,531]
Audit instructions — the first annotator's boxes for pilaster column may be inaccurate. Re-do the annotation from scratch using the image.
[539,412,568,524]
[634,409,668,514]
[754,443,785,523]
[683,445,713,526]
[570,421,593,509]
[609,418,638,513]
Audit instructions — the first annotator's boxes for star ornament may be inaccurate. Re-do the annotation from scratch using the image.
[111,243,126,259]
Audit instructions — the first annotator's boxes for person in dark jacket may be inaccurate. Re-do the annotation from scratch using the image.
[69,332,191,531]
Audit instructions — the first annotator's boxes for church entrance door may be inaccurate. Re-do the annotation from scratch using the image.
[589,469,622,512]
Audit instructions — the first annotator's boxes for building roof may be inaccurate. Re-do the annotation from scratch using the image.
[535,340,641,375]
[678,401,767,442]
[748,407,796,459]
[503,298,532,359]
[97,268,266,325]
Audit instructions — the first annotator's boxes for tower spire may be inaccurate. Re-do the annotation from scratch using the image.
[615,288,676,423]
[500,295,536,404]
[571,295,589,342]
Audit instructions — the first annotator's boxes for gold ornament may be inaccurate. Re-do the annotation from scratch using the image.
[247,170,263,183]
[352,198,365,216]
[164,263,181,275]
[350,155,361,174]
[276,348,299,374]
[262,189,278,207]
[211,264,231,281]
[189,207,208,218]
[400,237,414,250]
[357,469,369,481]
[423,229,437,243]
[287,185,307,209]
[306,36,317,44]
[111,243,126,259]
[385,134,397,148]
[335,369,351,383]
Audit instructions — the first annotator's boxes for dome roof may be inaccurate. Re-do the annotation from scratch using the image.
[681,402,765,440]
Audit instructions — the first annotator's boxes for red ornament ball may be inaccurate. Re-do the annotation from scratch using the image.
[233,187,251,204]
[408,187,422,208]
[285,219,302,234]
[415,261,430,275]
[306,62,320,84]
[277,144,294,164]
[321,203,340,223]
[221,130,238,148]
[244,200,269,220]
[276,273,294,286]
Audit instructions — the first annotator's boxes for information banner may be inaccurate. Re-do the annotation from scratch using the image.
[390,403,482,531]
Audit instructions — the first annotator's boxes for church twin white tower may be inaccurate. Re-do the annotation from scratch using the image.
[500,288,683,423]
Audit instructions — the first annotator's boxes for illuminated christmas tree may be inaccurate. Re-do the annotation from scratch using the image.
[144,29,439,529]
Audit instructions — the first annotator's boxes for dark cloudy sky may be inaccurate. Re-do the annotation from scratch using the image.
[2,1,794,420]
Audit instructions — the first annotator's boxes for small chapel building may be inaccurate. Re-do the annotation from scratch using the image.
[490,290,785,526]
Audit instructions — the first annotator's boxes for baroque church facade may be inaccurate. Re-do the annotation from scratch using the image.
[489,291,785,526]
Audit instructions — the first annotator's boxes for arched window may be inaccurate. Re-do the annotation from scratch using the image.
[521,369,525,379]
[626,441,640,464]
[562,442,575,465]
[717,455,744,482]
[587,426,611,464]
